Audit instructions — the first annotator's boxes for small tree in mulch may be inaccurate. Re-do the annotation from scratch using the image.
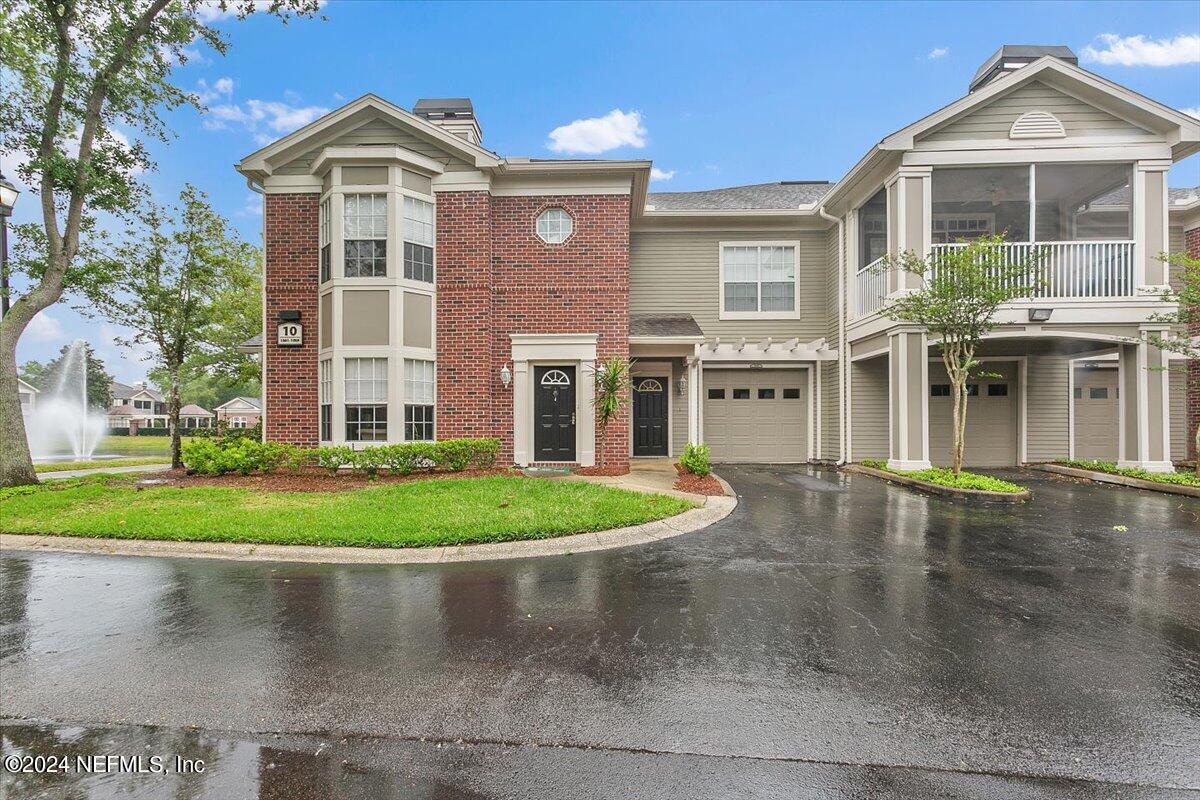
[880,235,1042,476]
[591,356,632,469]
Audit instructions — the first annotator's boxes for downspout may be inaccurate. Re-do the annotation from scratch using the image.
[818,205,846,464]
[247,177,267,443]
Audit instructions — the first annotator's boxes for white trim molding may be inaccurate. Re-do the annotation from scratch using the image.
[510,334,599,467]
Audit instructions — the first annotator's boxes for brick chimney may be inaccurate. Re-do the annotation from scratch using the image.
[413,98,482,145]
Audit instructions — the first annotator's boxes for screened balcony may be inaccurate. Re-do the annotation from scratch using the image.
[928,163,1135,299]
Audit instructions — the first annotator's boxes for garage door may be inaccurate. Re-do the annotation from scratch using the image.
[1073,367,1118,461]
[702,369,807,463]
[928,361,1017,467]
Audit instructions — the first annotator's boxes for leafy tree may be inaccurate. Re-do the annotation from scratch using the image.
[881,236,1041,475]
[0,0,321,487]
[1145,251,1199,475]
[591,356,632,469]
[84,185,244,469]
[148,361,259,411]
[21,342,113,410]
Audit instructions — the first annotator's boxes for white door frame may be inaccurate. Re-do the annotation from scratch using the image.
[630,360,674,458]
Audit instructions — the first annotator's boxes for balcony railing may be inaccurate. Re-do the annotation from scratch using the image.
[855,256,889,318]
[930,240,1136,299]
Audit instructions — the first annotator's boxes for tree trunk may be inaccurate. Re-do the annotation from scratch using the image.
[0,340,37,486]
[169,364,182,470]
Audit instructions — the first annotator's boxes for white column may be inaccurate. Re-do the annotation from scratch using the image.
[685,356,700,446]
[1117,330,1173,472]
[512,360,530,466]
[887,328,931,471]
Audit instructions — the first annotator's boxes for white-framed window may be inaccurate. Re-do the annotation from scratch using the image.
[719,242,799,319]
[343,194,387,278]
[536,207,573,244]
[344,357,388,441]
[404,359,435,441]
[319,198,332,283]
[319,359,332,442]
[403,196,435,283]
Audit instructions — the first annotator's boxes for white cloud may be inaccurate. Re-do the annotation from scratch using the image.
[547,109,646,155]
[927,47,949,59]
[196,77,233,104]
[650,167,675,181]
[1180,107,1200,120]
[237,193,263,217]
[1081,33,1200,67]
[21,311,65,345]
[204,97,330,145]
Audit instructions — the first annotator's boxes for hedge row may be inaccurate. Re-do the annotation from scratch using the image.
[182,437,500,477]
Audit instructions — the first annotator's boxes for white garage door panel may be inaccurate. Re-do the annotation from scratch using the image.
[928,361,1018,467]
[703,369,807,463]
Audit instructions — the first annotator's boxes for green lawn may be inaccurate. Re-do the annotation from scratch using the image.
[35,456,171,474]
[93,436,196,456]
[0,476,694,548]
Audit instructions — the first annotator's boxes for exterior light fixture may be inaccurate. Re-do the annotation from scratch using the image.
[500,364,512,387]
[677,375,687,397]
[1027,308,1053,322]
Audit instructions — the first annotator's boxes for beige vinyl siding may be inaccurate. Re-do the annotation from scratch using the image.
[671,359,688,456]
[820,225,841,460]
[850,357,888,460]
[276,118,474,176]
[1169,225,1185,289]
[1026,350,1070,462]
[1171,370,1186,461]
[920,81,1154,143]
[630,229,830,339]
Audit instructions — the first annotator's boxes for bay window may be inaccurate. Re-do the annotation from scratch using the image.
[404,359,435,441]
[403,196,435,283]
[343,194,387,277]
[344,357,388,441]
[720,243,798,317]
[319,359,332,442]
[319,198,331,283]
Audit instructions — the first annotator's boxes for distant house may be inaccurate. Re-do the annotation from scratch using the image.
[214,397,262,429]
[17,378,38,414]
[179,404,215,430]
[107,380,169,430]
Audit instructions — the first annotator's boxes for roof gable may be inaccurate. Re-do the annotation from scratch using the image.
[237,94,501,180]
[884,57,1200,153]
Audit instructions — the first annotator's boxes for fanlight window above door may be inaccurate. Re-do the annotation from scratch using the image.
[636,379,664,393]
[540,369,572,387]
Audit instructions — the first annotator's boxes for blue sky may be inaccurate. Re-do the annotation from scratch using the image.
[8,0,1200,384]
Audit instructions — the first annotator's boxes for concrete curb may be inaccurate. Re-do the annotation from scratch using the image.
[842,464,1031,503]
[1032,464,1200,499]
[0,495,737,566]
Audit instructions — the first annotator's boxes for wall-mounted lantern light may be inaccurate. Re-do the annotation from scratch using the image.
[500,364,512,387]
[677,375,688,397]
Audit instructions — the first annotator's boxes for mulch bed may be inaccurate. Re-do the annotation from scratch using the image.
[673,464,725,496]
[573,466,629,477]
[140,467,519,493]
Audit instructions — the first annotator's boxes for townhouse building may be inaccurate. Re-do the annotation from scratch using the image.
[238,45,1199,473]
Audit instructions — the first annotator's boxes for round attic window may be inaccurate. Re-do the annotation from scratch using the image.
[536,208,573,244]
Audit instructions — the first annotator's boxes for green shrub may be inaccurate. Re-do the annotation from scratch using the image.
[184,437,502,477]
[857,457,1024,493]
[317,446,356,475]
[861,458,887,470]
[679,442,711,478]
[1057,459,1200,488]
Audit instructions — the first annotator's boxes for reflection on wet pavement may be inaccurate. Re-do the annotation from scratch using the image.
[1,466,1198,799]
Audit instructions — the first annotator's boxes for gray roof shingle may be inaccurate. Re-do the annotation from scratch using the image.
[646,181,831,211]
[629,314,704,338]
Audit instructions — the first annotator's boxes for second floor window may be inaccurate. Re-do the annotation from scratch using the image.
[721,244,797,316]
[403,196,435,283]
[319,198,331,283]
[344,194,387,278]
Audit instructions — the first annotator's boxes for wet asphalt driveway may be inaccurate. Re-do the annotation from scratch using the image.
[2,465,1199,799]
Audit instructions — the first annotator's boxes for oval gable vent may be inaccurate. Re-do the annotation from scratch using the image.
[1010,110,1066,139]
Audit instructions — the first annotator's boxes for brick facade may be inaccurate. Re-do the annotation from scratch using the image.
[1187,225,1199,462]
[263,193,320,446]
[436,193,631,471]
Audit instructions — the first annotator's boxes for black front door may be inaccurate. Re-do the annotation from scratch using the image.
[632,376,668,457]
[534,366,576,461]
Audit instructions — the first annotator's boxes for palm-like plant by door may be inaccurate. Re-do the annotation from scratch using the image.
[591,356,632,469]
